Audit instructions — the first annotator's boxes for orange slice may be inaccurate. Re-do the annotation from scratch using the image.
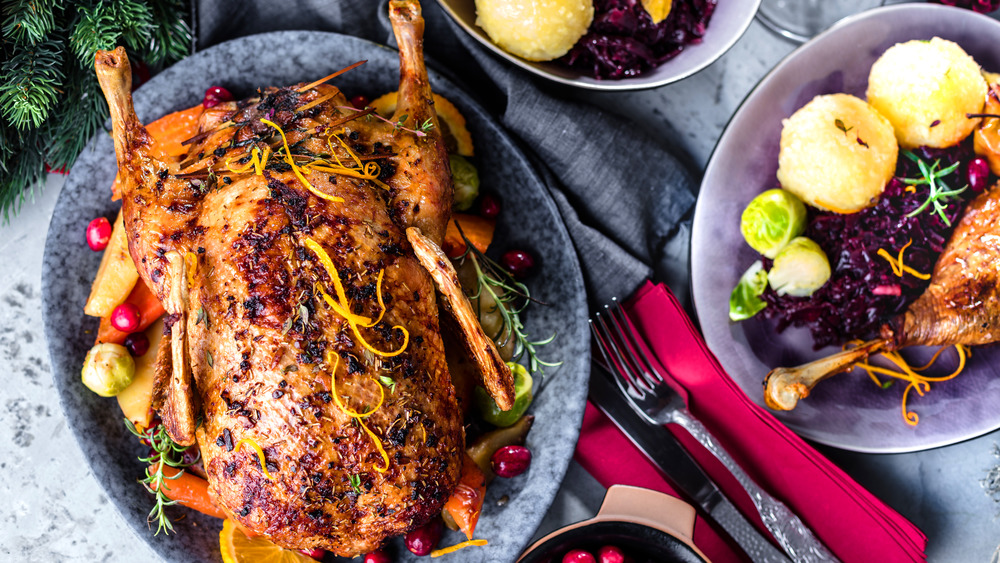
[370,91,474,157]
[219,519,318,563]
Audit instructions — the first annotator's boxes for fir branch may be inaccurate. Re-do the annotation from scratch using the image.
[0,127,46,222]
[145,0,192,66]
[70,0,154,66]
[2,0,60,45]
[0,39,64,130]
[43,67,108,170]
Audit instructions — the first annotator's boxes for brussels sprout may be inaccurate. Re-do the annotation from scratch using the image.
[450,154,480,211]
[473,362,533,427]
[729,260,769,321]
[81,343,136,397]
[740,189,807,259]
[768,237,831,297]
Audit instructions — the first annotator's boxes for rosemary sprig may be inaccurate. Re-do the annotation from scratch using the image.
[125,419,196,535]
[454,223,560,377]
[901,150,967,227]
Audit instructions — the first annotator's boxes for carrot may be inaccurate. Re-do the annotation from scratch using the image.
[95,278,165,344]
[151,462,228,520]
[443,452,487,540]
[111,103,205,199]
[442,214,496,259]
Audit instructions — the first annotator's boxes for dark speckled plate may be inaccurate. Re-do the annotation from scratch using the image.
[692,5,1000,454]
[41,31,588,562]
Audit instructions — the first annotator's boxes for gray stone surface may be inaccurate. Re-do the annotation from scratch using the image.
[4,11,1000,563]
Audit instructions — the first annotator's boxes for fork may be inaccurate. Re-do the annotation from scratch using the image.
[591,298,837,563]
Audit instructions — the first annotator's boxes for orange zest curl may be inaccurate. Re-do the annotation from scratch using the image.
[849,341,969,425]
[430,539,489,558]
[260,118,344,203]
[303,237,409,357]
[876,239,931,281]
[225,144,270,176]
[235,438,274,479]
[326,351,390,473]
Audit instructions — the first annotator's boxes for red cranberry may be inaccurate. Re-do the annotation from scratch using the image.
[598,545,626,563]
[967,157,990,192]
[563,549,597,563]
[111,303,141,332]
[479,193,501,219]
[298,548,325,560]
[405,519,442,556]
[86,217,112,251]
[500,249,535,278]
[491,445,532,478]
[350,95,370,109]
[203,85,233,108]
[124,332,150,357]
[364,549,392,563]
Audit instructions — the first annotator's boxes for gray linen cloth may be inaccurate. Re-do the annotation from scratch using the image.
[194,0,698,308]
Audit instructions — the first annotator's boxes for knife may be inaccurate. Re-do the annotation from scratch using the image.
[589,362,791,562]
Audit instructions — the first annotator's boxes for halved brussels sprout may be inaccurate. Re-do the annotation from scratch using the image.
[740,189,807,259]
[81,343,136,397]
[474,362,533,427]
[768,237,831,297]
[729,260,769,321]
[450,154,480,211]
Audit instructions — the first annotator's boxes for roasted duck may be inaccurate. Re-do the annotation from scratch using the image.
[94,0,512,555]
[765,181,1000,411]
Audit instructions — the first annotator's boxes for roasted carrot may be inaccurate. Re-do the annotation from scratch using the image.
[151,462,227,520]
[443,452,487,540]
[95,279,165,344]
[441,214,496,259]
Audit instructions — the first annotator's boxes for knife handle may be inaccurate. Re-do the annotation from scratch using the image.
[673,408,839,562]
[707,494,791,563]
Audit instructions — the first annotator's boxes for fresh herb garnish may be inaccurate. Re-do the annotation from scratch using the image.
[835,118,853,135]
[348,473,362,494]
[378,375,396,392]
[453,223,560,377]
[901,150,967,226]
[205,350,214,368]
[125,420,196,535]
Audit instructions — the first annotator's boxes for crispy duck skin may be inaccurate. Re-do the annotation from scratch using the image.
[765,181,1000,411]
[93,1,477,554]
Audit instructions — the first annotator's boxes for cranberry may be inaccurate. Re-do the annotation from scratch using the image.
[967,157,990,192]
[598,545,626,563]
[124,332,150,357]
[500,249,535,278]
[111,303,141,332]
[491,445,532,478]
[563,549,597,563]
[364,549,392,563]
[350,95,370,109]
[405,519,442,556]
[479,193,501,219]
[203,85,234,108]
[86,217,112,251]
[298,548,325,560]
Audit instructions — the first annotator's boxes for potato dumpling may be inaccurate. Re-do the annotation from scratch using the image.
[867,37,987,149]
[475,0,594,62]
[777,94,898,214]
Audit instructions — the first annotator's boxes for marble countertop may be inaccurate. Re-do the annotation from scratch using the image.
[3,9,1000,563]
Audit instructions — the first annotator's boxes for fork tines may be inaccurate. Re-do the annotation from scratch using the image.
[590,298,665,400]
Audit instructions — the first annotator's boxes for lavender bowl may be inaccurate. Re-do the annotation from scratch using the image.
[436,0,761,91]
[692,4,1000,453]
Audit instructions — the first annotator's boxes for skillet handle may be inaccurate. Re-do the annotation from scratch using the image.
[593,485,699,546]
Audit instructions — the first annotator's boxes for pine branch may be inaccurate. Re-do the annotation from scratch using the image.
[2,0,60,45]
[0,38,64,130]
[70,0,153,67]
[0,127,46,222]
[44,67,108,170]
[145,0,192,66]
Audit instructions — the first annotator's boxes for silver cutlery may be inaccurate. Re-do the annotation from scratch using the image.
[590,299,837,563]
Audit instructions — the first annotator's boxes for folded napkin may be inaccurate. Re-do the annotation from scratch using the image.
[575,281,928,562]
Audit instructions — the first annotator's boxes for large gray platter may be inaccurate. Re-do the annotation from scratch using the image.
[41,30,588,562]
[692,5,1000,453]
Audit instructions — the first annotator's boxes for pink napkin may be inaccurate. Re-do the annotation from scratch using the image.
[575,281,927,562]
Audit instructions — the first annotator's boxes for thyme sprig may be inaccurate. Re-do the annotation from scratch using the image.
[454,223,560,377]
[901,150,967,227]
[125,419,196,535]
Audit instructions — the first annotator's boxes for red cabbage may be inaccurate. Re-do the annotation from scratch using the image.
[760,141,982,349]
[561,0,717,79]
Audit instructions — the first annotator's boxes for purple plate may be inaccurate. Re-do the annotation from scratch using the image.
[692,4,1000,453]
